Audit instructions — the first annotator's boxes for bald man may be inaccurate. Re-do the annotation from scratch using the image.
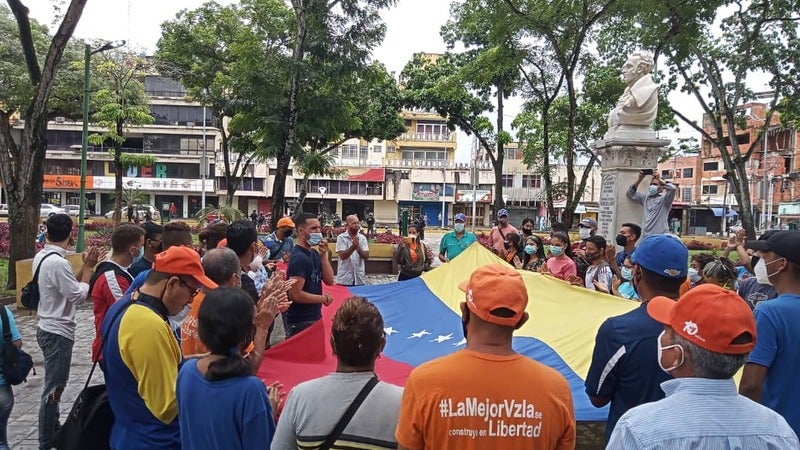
[335,215,370,286]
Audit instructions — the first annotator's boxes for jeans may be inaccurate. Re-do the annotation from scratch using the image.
[0,384,13,450]
[36,328,74,450]
[284,319,317,338]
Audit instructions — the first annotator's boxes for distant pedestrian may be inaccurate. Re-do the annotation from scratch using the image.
[250,210,258,224]
[366,212,376,235]
[169,202,177,219]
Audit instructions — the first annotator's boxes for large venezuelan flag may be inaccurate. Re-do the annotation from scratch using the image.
[258,243,638,421]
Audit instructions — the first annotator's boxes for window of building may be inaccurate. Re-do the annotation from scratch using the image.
[522,174,541,188]
[703,161,719,171]
[505,147,521,160]
[682,168,694,178]
[661,170,671,178]
[144,76,186,97]
[360,145,369,160]
[299,179,383,196]
[386,145,395,153]
[400,149,447,161]
[502,174,513,188]
[142,135,214,155]
[340,144,359,159]
[681,187,692,203]
[702,185,718,195]
[150,105,212,126]
[415,122,448,136]
[372,145,382,153]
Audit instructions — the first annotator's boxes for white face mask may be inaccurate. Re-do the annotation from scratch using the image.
[579,227,591,240]
[754,257,784,286]
[657,330,684,373]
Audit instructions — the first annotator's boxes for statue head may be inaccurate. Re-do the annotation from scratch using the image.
[621,52,655,85]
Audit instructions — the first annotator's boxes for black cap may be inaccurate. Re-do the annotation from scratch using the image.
[745,231,800,266]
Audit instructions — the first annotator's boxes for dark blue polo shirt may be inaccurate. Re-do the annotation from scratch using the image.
[585,302,671,443]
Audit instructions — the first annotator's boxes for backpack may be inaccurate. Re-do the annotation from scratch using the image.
[88,261,134,296]
[20,252,61,310]
[1,306,34,385]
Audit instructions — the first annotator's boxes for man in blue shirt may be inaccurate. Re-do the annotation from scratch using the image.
[285,213,335,337]
[585,234,687,443]
[438,213,477,263]
[740,230,800,437]
[609,284,798,448]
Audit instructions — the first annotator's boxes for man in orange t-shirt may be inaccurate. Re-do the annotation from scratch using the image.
[396,264,576,450]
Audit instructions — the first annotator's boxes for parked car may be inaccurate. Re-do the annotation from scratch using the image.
[0,204,7,217]
[40,204,66,217]
[64,204,92,218]
[105,205,160,221]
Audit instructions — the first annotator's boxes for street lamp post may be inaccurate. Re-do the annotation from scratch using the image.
[76,40,125,253]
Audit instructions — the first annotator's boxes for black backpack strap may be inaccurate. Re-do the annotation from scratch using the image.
[1,306,12,343]
[32,251,60,285]
[319,376,379,450]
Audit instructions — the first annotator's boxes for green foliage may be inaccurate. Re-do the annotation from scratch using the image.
[119,153,156,169]
[109,188,150,208]
[0,5,49,115]
[194,205,244,226]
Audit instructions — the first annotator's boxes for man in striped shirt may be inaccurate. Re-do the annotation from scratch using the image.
[608,284,798,448]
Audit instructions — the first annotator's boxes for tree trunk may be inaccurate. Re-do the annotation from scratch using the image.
[294,174,310,214]
[562,74,578,228]
[1,0,88,288]
[272,0,308,228]
[493,82,506,213]
[226,184,236,207]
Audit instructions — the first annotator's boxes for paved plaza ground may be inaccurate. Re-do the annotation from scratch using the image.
[4,231,605,449]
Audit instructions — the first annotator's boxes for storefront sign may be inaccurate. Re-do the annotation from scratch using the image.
[44,175,90,190]
[455,189,492,203]
[412,183,454,201]
[92,176,214,192]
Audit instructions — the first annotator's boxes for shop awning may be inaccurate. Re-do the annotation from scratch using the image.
[347,168,385,182]
[709,207,738,218]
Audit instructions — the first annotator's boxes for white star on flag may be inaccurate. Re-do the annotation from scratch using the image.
[408,330,431,339]
[453,338,466,347]
[431,333,453,343]
[384,326,398,336]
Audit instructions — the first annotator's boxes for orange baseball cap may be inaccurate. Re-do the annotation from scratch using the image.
[458,264,528,327]
[647,284,756,354]
[277,217,295,228]
[153,246,218,290]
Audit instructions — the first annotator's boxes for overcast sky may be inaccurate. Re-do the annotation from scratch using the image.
[23,0,763,162]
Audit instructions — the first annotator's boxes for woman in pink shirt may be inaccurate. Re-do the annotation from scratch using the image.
[543,232,577,281]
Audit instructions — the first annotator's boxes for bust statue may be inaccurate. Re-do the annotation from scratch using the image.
[606,52,659,136]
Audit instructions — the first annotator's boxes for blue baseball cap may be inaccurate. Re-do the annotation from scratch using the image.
[497,209,509,218]
[454,213,467,222]
[631,234,688,278]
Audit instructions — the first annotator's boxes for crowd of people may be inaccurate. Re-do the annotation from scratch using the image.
[1,209,799,450]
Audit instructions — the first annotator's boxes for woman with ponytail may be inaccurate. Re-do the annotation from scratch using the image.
[177,287,280,449]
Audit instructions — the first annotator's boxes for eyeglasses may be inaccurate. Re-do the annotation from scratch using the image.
[177,277,202,297]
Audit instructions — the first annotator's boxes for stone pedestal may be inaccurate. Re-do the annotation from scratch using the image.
[592,135,670,242]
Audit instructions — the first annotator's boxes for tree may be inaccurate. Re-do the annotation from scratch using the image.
[88,51,154,224]
[155,0,291,206]
[0,1,88,288]
[263,0,398,227]
[502,0,621,226]
[600,0,800,237]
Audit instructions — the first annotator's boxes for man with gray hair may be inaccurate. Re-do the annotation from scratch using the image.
[181,248,291,373]
[608,284,798,448]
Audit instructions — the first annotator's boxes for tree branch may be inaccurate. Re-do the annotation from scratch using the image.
[6,0,42,83]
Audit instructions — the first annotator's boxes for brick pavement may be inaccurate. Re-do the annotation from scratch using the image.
[5,233,605,449]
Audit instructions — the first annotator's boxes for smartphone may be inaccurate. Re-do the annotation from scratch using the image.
[641,169,654,175]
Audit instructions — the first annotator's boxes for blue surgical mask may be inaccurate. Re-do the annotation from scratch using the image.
[454,223,465,233]
[549,245,563,256]
[132,246,144,265]
[648,185,659,196]
[524,245,536,255]
[309,232,323,246]
[621,267,634,281]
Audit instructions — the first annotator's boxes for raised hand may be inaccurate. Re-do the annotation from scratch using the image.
[266,381,285,417]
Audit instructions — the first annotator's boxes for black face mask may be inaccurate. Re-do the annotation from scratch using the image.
[615,234,627,246]
[522,228,533,236]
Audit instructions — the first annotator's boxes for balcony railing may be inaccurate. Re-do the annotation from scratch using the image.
[383,159,493,170]
[399,132,453,142]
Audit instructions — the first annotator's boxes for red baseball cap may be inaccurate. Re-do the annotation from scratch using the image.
[458,264,528,327]
[647,284,756,354]
[153,246,218,290]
